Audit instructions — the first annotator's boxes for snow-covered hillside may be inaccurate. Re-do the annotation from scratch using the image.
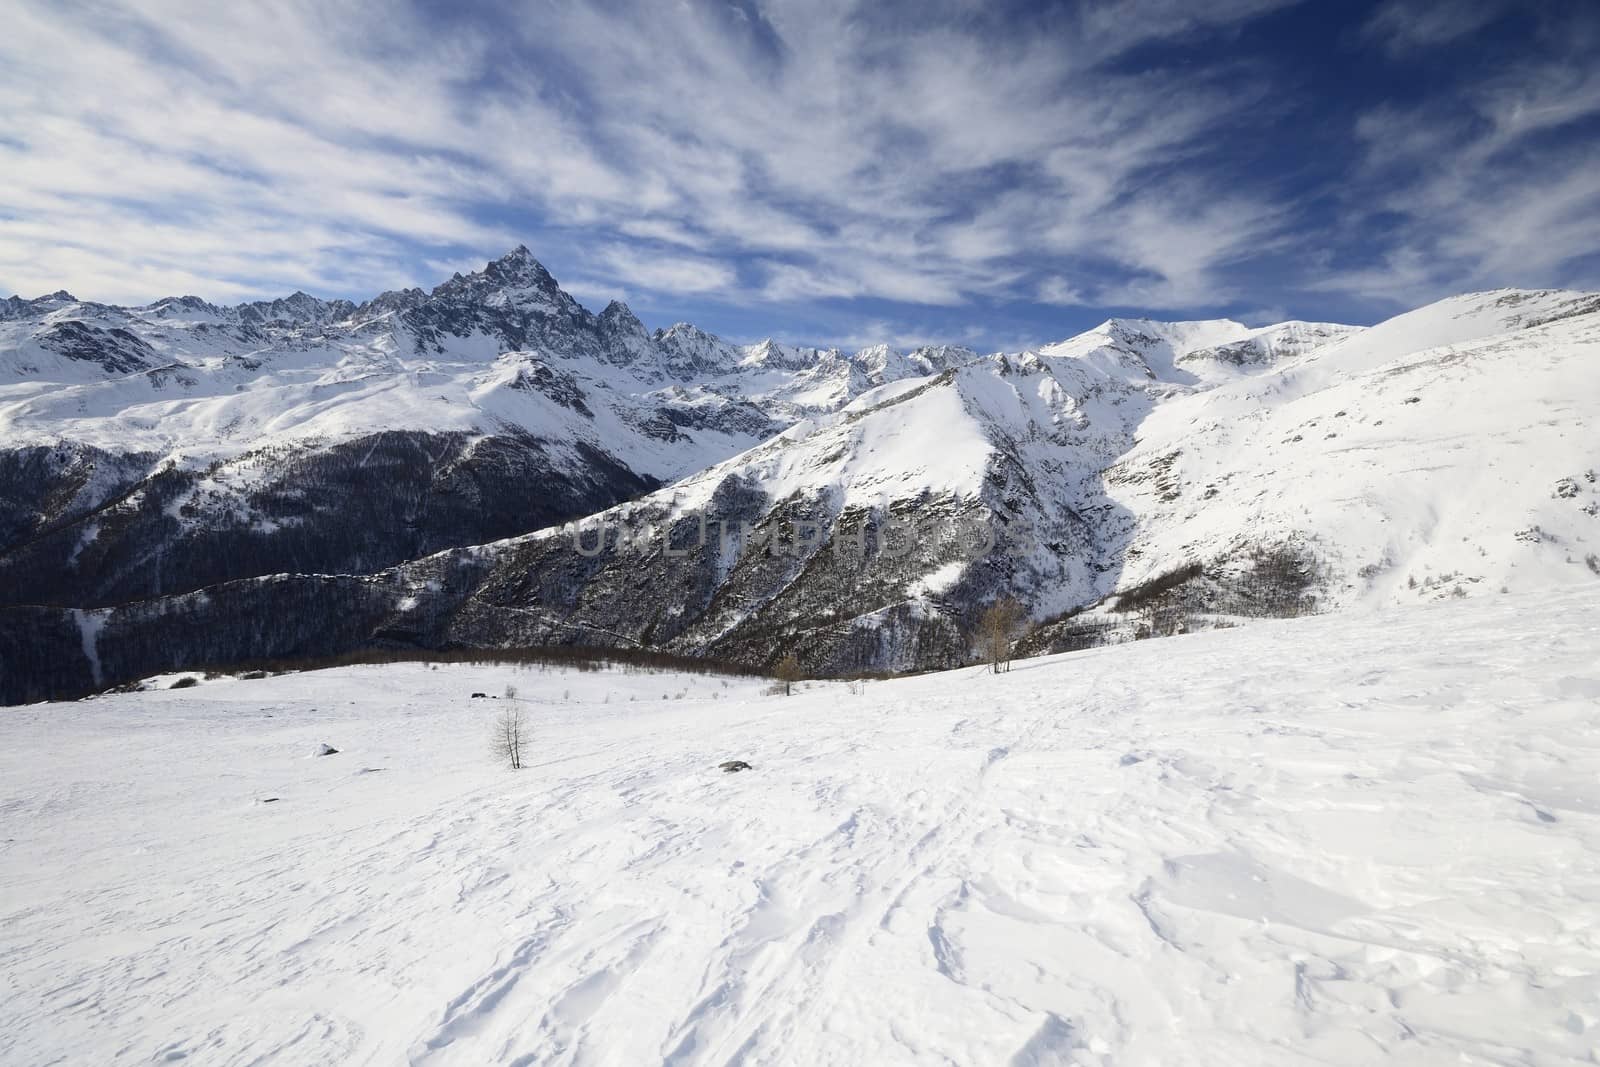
[4,588,1599,1065]
[383,285,1598,674]
[1104,288,1600,608]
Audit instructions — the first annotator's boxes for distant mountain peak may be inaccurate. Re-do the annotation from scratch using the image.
[657,321,713,339]
[9,289,81,307]
[414,245,580,338]
[479,245,558,286]
[598,299,645,331]
[1094,316,1250,351]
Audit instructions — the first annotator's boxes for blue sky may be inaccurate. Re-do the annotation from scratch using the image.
[2,0,1597,350]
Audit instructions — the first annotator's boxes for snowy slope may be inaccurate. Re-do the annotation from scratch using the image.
[393,347,1166,673]
[434,286,1597,672]
[3,587,1599,1065]
[1104,288,1600,608]
[1037,316,1361,385]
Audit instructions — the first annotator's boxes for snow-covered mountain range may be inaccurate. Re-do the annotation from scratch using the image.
[2,250,1597,701]
[0,249,970,615]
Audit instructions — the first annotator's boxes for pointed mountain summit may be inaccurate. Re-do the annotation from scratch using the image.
[741,338,820,371]
[594,299,654,366]
[597,299,648,341]
[392,247,591,354]
[430,246,572,312]
[654,322,744,377]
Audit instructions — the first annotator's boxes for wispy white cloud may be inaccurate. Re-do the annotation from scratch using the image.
[588,246,738,295]
[0,0,1305,313]
[3,0,1589,337]
[1361,0,1517,55]
[1320,4,1600,306]
[1037,277,1090,306]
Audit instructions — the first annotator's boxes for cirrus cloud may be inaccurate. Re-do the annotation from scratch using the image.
[2,0,1596,348]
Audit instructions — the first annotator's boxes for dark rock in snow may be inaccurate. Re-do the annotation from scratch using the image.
[719,760,753,773]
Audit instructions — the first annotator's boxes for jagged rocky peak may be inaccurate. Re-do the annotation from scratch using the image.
[3,290,80,319]
[433,245,573,313]
[482,244,560,286]
[655,321,717,344]
[654,321,741,377]
[356,286,429,321]
[910,344,976,366]
[592,299,655,366]
[744,337,818,370]
[4,295,42,320]
[237,290,356,328]
[153,294,217,312]
[849,343,975,382]
[597,299,647,337]
[419,246,582,321]
[849,343,908,383]
[387,246,595,355]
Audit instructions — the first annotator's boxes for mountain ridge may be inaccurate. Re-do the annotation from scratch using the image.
[2,249,1597,703]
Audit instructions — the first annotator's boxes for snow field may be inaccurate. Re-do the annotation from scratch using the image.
[2,586,1599,1064]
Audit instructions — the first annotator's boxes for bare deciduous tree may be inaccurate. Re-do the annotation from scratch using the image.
[773,653,804,696]
[492,684,527,770]
[975,597,1027,674]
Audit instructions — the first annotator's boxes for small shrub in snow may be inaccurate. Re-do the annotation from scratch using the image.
[975,598,1027,673]
[773,653,804,695]
[492,685,527,770]
[169,676,200,689]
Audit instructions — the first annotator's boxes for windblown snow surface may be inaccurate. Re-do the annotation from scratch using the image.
[3,587,1600,1065]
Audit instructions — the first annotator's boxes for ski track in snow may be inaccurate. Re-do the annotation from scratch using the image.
[3,588,1600,1065]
